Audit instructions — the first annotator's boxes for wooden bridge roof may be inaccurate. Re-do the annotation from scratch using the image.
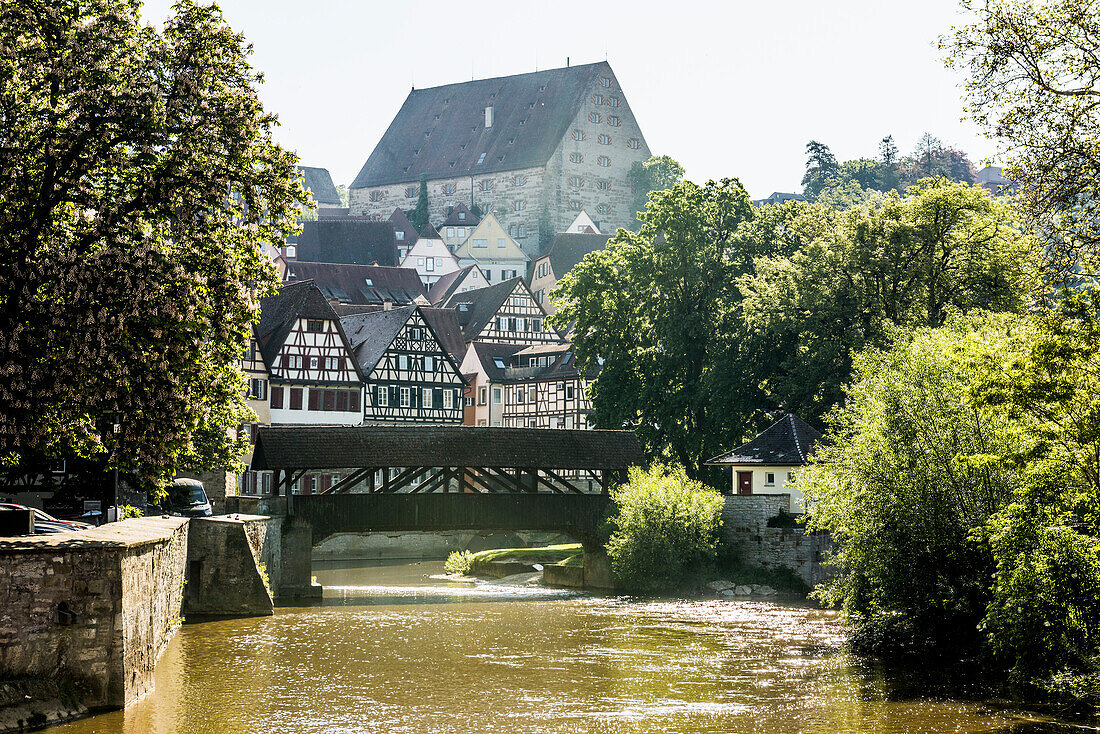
[250,426,645,471]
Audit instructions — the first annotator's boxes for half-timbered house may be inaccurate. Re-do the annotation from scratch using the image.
[444,277,560,345]
[256,281,365,427]
[342,306,467,425]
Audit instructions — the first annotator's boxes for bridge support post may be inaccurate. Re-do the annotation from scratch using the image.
[279,515,320,600]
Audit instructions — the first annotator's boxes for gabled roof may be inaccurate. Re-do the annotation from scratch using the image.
[255,281,342,369]
[291,220,398,266]
[444,277,526,340]
[284,262,427,306]
[439,203,480,228]
[454,212,530,263]
[389,208,419,245]
[350,62,615,189]
[251,425,646,471]
[419,222,442,240]
[427,265,478,305]
[341,306,418,373]
[705,414,824,467]
[542,232,612,279]
[421,307,468,364]
[296,166,342,207]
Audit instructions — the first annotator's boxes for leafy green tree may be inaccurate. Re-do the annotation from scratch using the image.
[606,464,724,592]
[407,173,430,232]
[627,155,685,225]
[802,314,1024,656]
[801,140,840,201]
[0,0,301,491]
[944,0,1100,286]
[972,290,1100,696]
[739,179,1039,420]
[551,178,788,476]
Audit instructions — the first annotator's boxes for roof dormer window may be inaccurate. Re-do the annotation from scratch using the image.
[364,278,374,286]
[476,152,486,165]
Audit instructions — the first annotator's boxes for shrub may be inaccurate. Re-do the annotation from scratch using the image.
[118,504,143,519]
[606,464,724,592]
[444,550,473,575]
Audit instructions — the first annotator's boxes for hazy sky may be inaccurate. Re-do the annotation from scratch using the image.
[140,0,996,198]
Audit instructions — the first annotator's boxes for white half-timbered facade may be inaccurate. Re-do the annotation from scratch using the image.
[445,277,560,346]
[256,281,364,427]
[342,306,466,425]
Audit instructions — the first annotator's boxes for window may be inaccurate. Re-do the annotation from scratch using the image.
[513,200,526,212]
[529,420,537,428]
[571,129,586,141]
[513,174,527,186]
[325,356,340,370]
[627,137,641,150]
[508,224,527,238]
[323,389,336,411]
[478,386,487,405]
[478,419,488,426]
[606,96,620,107]
[447,227,455,238]
[457,227,466,238]
[398,355,408,370]
[365,278,374,287]
[425,355,434,371]
[459,211,466,221]
[443,390,454,409]
[765,473,776,486]
[478,179,492,192]
[369,190,383,202]
[400,387,411,408]
[533,318,542,332]
[270,386,283,409]
[598,134,611,145]
[597,156,611,167]
[290,387,303,410]
[493,386,502,404]
[569,152,583,164]
[493,355,506,368]
[426,258,435,271]
[597,180,611,191]
[441,183,456,196]
[516,388,525,404]
[569,200,582,212]
[247,378,267,400]
[569,176,584,188]
[473,238,488,248]
[508,317,518,331]
[588,112,601,124]
[599,76,612,88]
[566,384,575,400]
[378,385,389,407]
[396,231,405,241]
[350,390,360,412]
[476,152,486,165]
[464,396,473,407]
[607,115,621,127]
[404,185,418,199]
[422,388,432,408]
[306,320,324,332]
[336,390,349,411]
[597,204,611,216]
[308,388,321,410]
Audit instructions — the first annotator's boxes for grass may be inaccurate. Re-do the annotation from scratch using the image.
[557,553,585,568]
[468,543,583,565]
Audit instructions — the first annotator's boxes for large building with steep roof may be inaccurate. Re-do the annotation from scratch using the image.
[348,61,650,258]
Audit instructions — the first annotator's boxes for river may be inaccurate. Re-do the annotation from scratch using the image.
[46,560,1082,734]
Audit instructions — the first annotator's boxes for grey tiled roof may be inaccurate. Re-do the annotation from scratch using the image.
[255,281,342,369]
[250,425,646,470]
[341,306,418,373]
[443,277,526,341]
[427,264,477,305]
[291,220,399,266]
[420,307,468,365]
[439,203,480,228]
[350,62,614,189]
[544,232,612,277]
[285,262,426,306]
[296,166,342,206]
[705,414,824,467]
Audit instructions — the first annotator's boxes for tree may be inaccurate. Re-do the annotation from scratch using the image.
[550,178,786,478]
[944,0,1100,286]
[802,314,1024,657]
[879,135,900,193]
[801,140,840,201]
[407,173,430,232]
[901,134,976,186]
[0,0,302,492]
[738,179,1039,421]
[627,155,685,225]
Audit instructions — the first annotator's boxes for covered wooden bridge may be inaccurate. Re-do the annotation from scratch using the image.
[249,426,645,545]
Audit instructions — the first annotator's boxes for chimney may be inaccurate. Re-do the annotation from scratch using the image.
[566,57,570,67]
[485,106,493,128]
[383,298,393,311]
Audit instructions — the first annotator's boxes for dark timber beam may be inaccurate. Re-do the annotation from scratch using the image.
[323,467,375,495]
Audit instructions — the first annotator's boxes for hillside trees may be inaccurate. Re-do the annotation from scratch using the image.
[551,178,797,477]
[945,0,1100,286]
[0,0,302,489]
[740,179,1038,420]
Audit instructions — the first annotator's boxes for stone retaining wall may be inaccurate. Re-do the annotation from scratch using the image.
[184,516,276,618]
[719,495,832,587]
[0,518,189,712]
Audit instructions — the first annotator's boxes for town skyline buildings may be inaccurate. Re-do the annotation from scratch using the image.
[138,0,997,200]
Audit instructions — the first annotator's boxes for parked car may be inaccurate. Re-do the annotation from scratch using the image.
[159,479,212,518]
[0,503,93,531]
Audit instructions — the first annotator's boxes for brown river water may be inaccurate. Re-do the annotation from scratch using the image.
[46,560,1086,734]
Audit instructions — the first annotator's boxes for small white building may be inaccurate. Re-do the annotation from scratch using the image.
[705,414,824,511]
[399,222,462,287]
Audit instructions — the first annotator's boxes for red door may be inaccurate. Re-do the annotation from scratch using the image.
[737,471,753,495]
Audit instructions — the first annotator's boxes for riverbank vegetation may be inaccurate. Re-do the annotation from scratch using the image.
[445,544,585,576]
